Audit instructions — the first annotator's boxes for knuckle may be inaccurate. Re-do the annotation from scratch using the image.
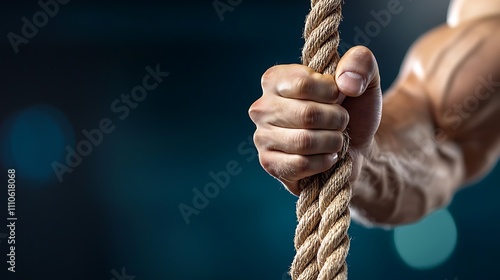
[293,155,311,174]
[330,131,344,153]
[294,130,314,153]
[253,129,274,151]
[248,98,266,122]
[248,102,261,122]
[261,66,278,89]
[295,75,315,96]
[259,154,278,177]
[299,104,321,128]
[258,154,269,169]
[335,106,350,130]
[253,130,264,149]
[318,154,335,172]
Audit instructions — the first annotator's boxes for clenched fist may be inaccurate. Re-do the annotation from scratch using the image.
[249,46,383,196]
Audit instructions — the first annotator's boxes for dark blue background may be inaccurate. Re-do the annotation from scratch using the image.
[0,0,498,279]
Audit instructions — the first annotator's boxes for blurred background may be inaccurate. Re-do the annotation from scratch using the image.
[0,0,498,279]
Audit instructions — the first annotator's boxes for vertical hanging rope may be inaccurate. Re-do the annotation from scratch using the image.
[290,1,353,280]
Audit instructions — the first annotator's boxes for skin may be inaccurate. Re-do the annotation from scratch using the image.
[248,0,500,226]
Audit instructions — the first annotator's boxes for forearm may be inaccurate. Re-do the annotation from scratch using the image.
[351,137,464,227]
[349,89,465,227]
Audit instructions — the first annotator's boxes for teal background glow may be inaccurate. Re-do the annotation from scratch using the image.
[0,0,498,279]
[394,209,458,270]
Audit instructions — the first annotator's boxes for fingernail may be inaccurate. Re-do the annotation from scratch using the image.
[337,72,365,95]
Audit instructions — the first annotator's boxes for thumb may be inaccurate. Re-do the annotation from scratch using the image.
[335,46,381,98]
[335,46,383,152]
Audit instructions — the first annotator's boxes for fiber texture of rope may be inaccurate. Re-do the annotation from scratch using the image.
[290,1,353,279]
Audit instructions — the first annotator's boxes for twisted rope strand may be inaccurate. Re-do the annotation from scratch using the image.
[290,1,353,279]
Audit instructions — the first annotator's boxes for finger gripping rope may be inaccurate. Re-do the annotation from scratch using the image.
[290,1,353,280]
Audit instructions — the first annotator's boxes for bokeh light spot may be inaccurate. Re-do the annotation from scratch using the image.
[1,104,74,184]
[393,208,457,270]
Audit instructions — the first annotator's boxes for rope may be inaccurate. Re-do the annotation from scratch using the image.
[290,1,353,280]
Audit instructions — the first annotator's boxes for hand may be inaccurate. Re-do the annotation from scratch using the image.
[248,46,383,196]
